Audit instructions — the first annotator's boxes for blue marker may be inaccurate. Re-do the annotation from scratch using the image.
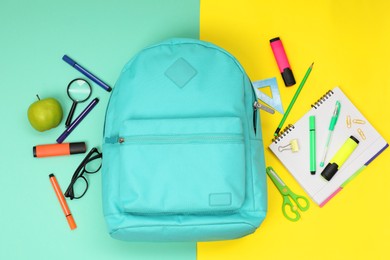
[63,55,112,92]
[56,98,99,143]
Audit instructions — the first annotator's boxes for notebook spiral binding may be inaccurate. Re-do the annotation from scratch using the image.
[272,124,295,144]
[311,90,334,109]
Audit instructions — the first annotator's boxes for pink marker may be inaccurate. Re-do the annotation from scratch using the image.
[270,37,296,87]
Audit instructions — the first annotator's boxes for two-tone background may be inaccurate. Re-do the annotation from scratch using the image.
[1,1,389,259]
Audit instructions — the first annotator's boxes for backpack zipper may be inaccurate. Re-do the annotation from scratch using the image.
[117,134,243,144]
[253,101,259,135]
[124,209,240,216]
[250,82,258,135]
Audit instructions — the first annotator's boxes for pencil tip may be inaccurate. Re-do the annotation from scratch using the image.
[310,62,314,68]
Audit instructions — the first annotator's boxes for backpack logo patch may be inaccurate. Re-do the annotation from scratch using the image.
[165,57,197,88]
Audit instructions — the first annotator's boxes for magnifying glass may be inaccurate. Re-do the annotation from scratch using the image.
[65,78,92,127]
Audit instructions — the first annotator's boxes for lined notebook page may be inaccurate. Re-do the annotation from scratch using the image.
[269,87,388,206]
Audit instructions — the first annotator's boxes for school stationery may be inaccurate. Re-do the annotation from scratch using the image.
[56,98,99,143]
[270,37,296,86]
[309,116,316,174]
[269,87,388,206]
[49,174,77,230]
[102,38,267,242]
[65,78,92,127]
[319,101,341,167]
[266,166,310,221]
[346,115,352,128]
[33,142,86,158]
[274,62,314,136]
[253,100,275,114]
[62,55,112,92]
[321,135,359,181]
[252,77,283,114]
[357,128,366,140]
[278,139,299,152]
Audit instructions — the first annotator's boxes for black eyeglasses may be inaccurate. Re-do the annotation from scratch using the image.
[64,147,102,200]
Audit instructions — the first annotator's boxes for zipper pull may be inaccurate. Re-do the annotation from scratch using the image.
[253,101,275,114]
[118,137,125,144]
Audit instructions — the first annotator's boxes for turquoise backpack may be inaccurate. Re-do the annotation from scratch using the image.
[102,38,267,242]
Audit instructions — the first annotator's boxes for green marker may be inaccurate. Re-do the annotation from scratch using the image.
[274,63,314,137]
[309,116,316,174]
[319,101,341,167]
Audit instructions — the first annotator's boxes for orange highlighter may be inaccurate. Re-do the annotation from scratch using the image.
[49,174,77,230]
[34,142,86,158]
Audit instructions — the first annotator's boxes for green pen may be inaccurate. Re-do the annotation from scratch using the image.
[309,116,316,174]
[319,101,341,167]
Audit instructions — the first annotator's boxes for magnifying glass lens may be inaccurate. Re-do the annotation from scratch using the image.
[68,79,91,102]
[65,79,92,127]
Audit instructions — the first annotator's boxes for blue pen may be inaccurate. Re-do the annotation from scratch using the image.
[63,55,112,92]
[56,98,99,143]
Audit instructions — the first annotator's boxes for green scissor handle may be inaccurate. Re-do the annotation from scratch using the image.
[282,195,300,222]
[281,186,310,221]
[266,166,310,222]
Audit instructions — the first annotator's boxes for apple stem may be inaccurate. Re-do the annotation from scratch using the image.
[36,94,40,101]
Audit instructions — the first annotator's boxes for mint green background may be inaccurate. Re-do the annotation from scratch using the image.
[0,0,198,259]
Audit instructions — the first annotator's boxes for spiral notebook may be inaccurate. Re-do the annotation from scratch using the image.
[269,87,388,206]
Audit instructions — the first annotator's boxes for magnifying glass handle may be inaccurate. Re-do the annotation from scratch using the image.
[65,102,78,127]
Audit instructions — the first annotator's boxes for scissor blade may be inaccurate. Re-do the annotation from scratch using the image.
[266,166,286,193]
[267,167,285,185]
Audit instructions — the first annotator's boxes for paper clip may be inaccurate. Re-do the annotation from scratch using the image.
[353,119,366,124]
[278,139,299,152]
[346,115,352,128]
[357,128,366,140]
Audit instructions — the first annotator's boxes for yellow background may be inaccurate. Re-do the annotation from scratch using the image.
[199,0,390,259]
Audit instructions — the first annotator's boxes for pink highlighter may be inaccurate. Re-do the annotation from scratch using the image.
[270,37,296,87]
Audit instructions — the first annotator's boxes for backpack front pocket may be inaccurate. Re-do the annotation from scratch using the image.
[118,117,246,214]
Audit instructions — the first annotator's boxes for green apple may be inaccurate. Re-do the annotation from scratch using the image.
[27,96,63,132]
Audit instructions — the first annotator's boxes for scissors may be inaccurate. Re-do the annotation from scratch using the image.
[266,166,310,221]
